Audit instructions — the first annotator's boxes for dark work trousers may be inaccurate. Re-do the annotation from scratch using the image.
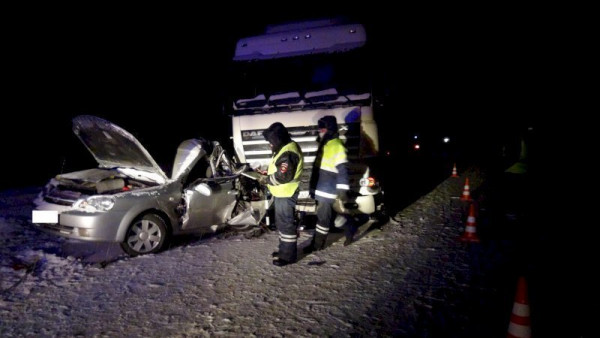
[313,200,356,250]
[274,191,298,262]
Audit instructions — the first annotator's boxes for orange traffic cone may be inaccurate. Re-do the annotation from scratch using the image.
[507,277,531,338]
[451,163,459,177]
[460,177,472,201]
[460,203,480,242]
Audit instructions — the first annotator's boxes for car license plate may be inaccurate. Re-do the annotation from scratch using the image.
[32,210,59,223]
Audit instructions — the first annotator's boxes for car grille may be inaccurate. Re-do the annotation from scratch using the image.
[44,195,76,206]
[43,189,83,206]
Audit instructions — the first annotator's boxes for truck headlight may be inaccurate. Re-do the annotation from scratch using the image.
[74,196,115,212]
[359,177,376,187]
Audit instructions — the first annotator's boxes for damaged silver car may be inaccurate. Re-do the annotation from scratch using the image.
[32,115,268,256]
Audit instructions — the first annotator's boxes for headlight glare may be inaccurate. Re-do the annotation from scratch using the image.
[75,196,115,212]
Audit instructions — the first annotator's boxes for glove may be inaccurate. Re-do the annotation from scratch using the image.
[257,174,269,186]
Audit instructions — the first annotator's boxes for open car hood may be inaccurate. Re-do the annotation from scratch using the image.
[72,115,168,181]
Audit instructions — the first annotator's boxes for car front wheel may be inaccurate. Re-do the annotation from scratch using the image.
[120,214,168,256]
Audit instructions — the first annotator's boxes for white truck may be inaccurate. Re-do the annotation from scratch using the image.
[228,18,384,218]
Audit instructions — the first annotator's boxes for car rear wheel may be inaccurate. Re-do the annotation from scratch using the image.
[120,214,168,256]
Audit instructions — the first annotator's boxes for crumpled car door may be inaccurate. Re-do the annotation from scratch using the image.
[181,180,238,230]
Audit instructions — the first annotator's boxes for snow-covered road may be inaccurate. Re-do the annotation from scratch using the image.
[1,172,523,336]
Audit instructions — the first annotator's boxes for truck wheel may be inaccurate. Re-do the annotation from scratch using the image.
[120,214,168,256]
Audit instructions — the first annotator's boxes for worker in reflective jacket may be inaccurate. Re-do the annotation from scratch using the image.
[258,122,304,266]
[306,115,356,252]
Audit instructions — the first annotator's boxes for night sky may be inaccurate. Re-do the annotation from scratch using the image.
[2,8,548,190]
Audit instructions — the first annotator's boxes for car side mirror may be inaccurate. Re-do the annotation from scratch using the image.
[194,183,212,196]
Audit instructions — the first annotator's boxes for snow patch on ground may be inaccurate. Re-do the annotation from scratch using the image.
[2,171,514,336]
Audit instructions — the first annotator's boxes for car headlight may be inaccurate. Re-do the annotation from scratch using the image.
[74,196,115,212]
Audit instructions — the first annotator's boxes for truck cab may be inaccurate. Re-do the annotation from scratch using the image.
[227,18,383,216]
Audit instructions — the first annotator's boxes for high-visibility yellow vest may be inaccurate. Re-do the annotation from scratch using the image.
[320,139,347,173]
[267,142,304,197]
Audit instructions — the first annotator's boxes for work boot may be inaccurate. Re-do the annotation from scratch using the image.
[273,258,294,267]
[343,221,357,247]
[313,233,327,251]
[343,236,353,246]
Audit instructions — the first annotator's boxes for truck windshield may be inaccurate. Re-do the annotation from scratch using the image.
[227,48,371,115]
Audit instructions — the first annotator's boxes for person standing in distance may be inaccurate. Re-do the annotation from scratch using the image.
[258,122,304,266]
